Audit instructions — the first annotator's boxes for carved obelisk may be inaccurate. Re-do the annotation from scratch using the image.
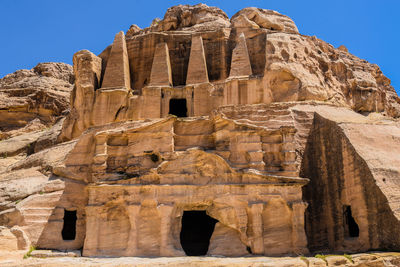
[149,42,173,87]
[186,35,209,84]
[229,33,252,77]
[101,31,131,90]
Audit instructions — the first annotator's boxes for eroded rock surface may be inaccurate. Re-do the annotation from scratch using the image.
[0,62,73,141]
[2,252,400,267]
[231,7,299,34]
[62,4,400,141]
[301,108,400,252]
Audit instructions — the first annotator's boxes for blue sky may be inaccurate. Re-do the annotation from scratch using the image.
[1,0,399,93]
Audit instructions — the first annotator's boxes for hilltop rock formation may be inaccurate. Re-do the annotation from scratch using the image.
[0,62,73,140]
[231,7,299,34]
[0,3,399,263]
[62,4,400,142]
[0,62,73,175]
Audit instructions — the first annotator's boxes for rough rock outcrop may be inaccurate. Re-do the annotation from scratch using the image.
[127,4,231,36]
[301,108,400,252]
[231,7,299,34]
[263,33,400,117]
[0,63,74,254]
[62,4,400,141]
[59,51,101,140]
[0,62,73,140]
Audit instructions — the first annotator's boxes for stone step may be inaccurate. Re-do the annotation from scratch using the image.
[222,111,291,118]
[23,214,52,222]
[174,145,215,151]
[235,119,293,126]
[30,249,81,258]
[265,170,299,177]
[238,115,293,122]
[21,207,54,222]
[227,112,292,119]
[20,207,54,214]
[295,117,313,123]
[173,134,215,151]
[24,218,49,223]
[20,193,62,209]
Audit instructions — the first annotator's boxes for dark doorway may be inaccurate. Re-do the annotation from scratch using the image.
[180,211,218,256]
[62,209,77,240]
[169,99,187,117]
[344,206,359,238]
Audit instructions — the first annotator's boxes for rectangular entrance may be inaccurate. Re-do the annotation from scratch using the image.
[169,98,187,117]
[179,210,218,256]
[343,205,359,238]
[62,209,77,240]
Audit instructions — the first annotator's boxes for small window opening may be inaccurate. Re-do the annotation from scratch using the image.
[344,206,359,238]
[246,246,252,254]
[180,210,218,256]
[62,209,77,240]
[169,99,187,117]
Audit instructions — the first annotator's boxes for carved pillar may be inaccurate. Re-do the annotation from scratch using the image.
[126,205,141,256]
[225,79,239,105]
[82,206,101,256]
[94,134,107,159]
[249,203,264,254]
[92,134,108,182]
[159,204,182,256]
[141,86,162,119]
[291,201,309,254]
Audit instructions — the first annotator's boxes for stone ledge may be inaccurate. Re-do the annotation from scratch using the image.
[5,252,400,267]
[30,249,81,258]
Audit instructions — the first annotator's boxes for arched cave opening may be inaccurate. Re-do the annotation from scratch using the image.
[62,209,77,241]
[169,98,187,117]
[344,206,359,238]
[180,210,218,256]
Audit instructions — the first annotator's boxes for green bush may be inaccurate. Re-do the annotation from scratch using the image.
[23,245,36,259]
[344,254,353,263]
[314,254,327,262]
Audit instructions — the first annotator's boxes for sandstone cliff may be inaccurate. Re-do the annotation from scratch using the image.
[123,4,400,116]
[0,63,73,207]
[299,106,400,252]
[0,62,73,174]
[59,4,400,141]
[0,62,73,139]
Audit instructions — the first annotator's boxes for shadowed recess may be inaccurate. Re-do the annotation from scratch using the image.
[62,209,77,241]
[169,98,188,117]
[180,211,218,256]
[344,206,359,238]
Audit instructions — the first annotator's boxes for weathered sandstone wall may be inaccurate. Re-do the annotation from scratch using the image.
[301,111,400,252]
[0,63,73,141]
[60,4,400,140]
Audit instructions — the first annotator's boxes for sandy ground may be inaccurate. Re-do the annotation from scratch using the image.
[1,251,400,267]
